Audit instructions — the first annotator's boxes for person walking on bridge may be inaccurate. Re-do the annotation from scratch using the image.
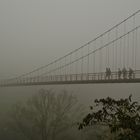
[118,68,122,79]
[108,68,111,79]
[128,68,134,79]
[105,68,109,79]
[105,68,111,79]
[122,67,127,79]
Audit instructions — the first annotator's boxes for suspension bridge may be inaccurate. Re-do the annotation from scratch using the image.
[1,10,140,87]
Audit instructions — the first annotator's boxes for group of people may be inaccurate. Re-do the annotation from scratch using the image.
[118,67,134,79]
[105,67,134,79]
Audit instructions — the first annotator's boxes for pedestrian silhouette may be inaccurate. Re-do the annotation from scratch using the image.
[122,67,127,79]
[118,68,122,79]
[128,68,134,79]
[105,68,109,79]
[105,68,111,79]
[108,68,111,79]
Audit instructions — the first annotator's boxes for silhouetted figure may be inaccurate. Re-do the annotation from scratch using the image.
[106,68,111,79]
[108,68,111,79]
[105,68,109,79]
[122,67,127,79]
[128,68,134,79]
[118,68,122,79]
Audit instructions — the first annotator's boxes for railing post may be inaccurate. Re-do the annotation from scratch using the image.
[86,74,88,80]
[71,75,73,81]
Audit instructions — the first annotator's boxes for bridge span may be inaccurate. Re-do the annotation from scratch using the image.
[1,10,140,87]
[1,70,140,87]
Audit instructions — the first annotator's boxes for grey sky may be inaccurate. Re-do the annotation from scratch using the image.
[0,0,140,79]
[1,1,140,115]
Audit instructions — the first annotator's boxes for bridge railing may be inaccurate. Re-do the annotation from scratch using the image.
[1,70,140,86]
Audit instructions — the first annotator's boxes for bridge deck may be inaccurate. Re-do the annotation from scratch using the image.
[1,70,140,87]
[1,79,140,87]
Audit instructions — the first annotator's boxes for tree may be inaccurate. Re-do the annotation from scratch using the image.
[78,95,140,140]
[9,89,80,140]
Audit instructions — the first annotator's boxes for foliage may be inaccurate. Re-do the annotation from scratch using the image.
[9,89,80,140]
[78,95,140,140]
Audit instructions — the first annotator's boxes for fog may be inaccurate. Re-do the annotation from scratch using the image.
[0,0,140,78]
[0,1,140,140]
[0,0,140,108]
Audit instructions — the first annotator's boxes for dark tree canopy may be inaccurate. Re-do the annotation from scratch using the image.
[78,95,140,140]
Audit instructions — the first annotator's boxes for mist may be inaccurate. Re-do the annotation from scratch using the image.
[0,0,140,140]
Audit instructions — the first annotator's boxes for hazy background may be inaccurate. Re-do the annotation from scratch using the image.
[0,0,140,114]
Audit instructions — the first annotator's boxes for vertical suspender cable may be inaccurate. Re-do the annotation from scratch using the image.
[93,40,96,74]
[120,37,122,68]
[107,32,110,68]
[135,27,137,70]
[86,44,89,80]
[115,26,118,71]
[75,51,78,80]
[81,48,83,79]
[127,32,130,68]
[70,53,72,80]
[52,63,54,80]
[50,64,52,81]
[106,36,108,69]
[41,68,44,82]
[75,51,78,74]
[37,69,39,82]
[123,22,126,68]
[64,57,66,80]
[132,15,135,69]
[99,35,103,73]
[54,61,56,81]
[51,63,53,81]
[87,45,89,74]
[59,59,61,78]
[112,41,115,71]
[56,61,58,81]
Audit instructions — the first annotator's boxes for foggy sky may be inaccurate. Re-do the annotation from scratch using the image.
[0,1,140,117]
[0,0,140,79]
